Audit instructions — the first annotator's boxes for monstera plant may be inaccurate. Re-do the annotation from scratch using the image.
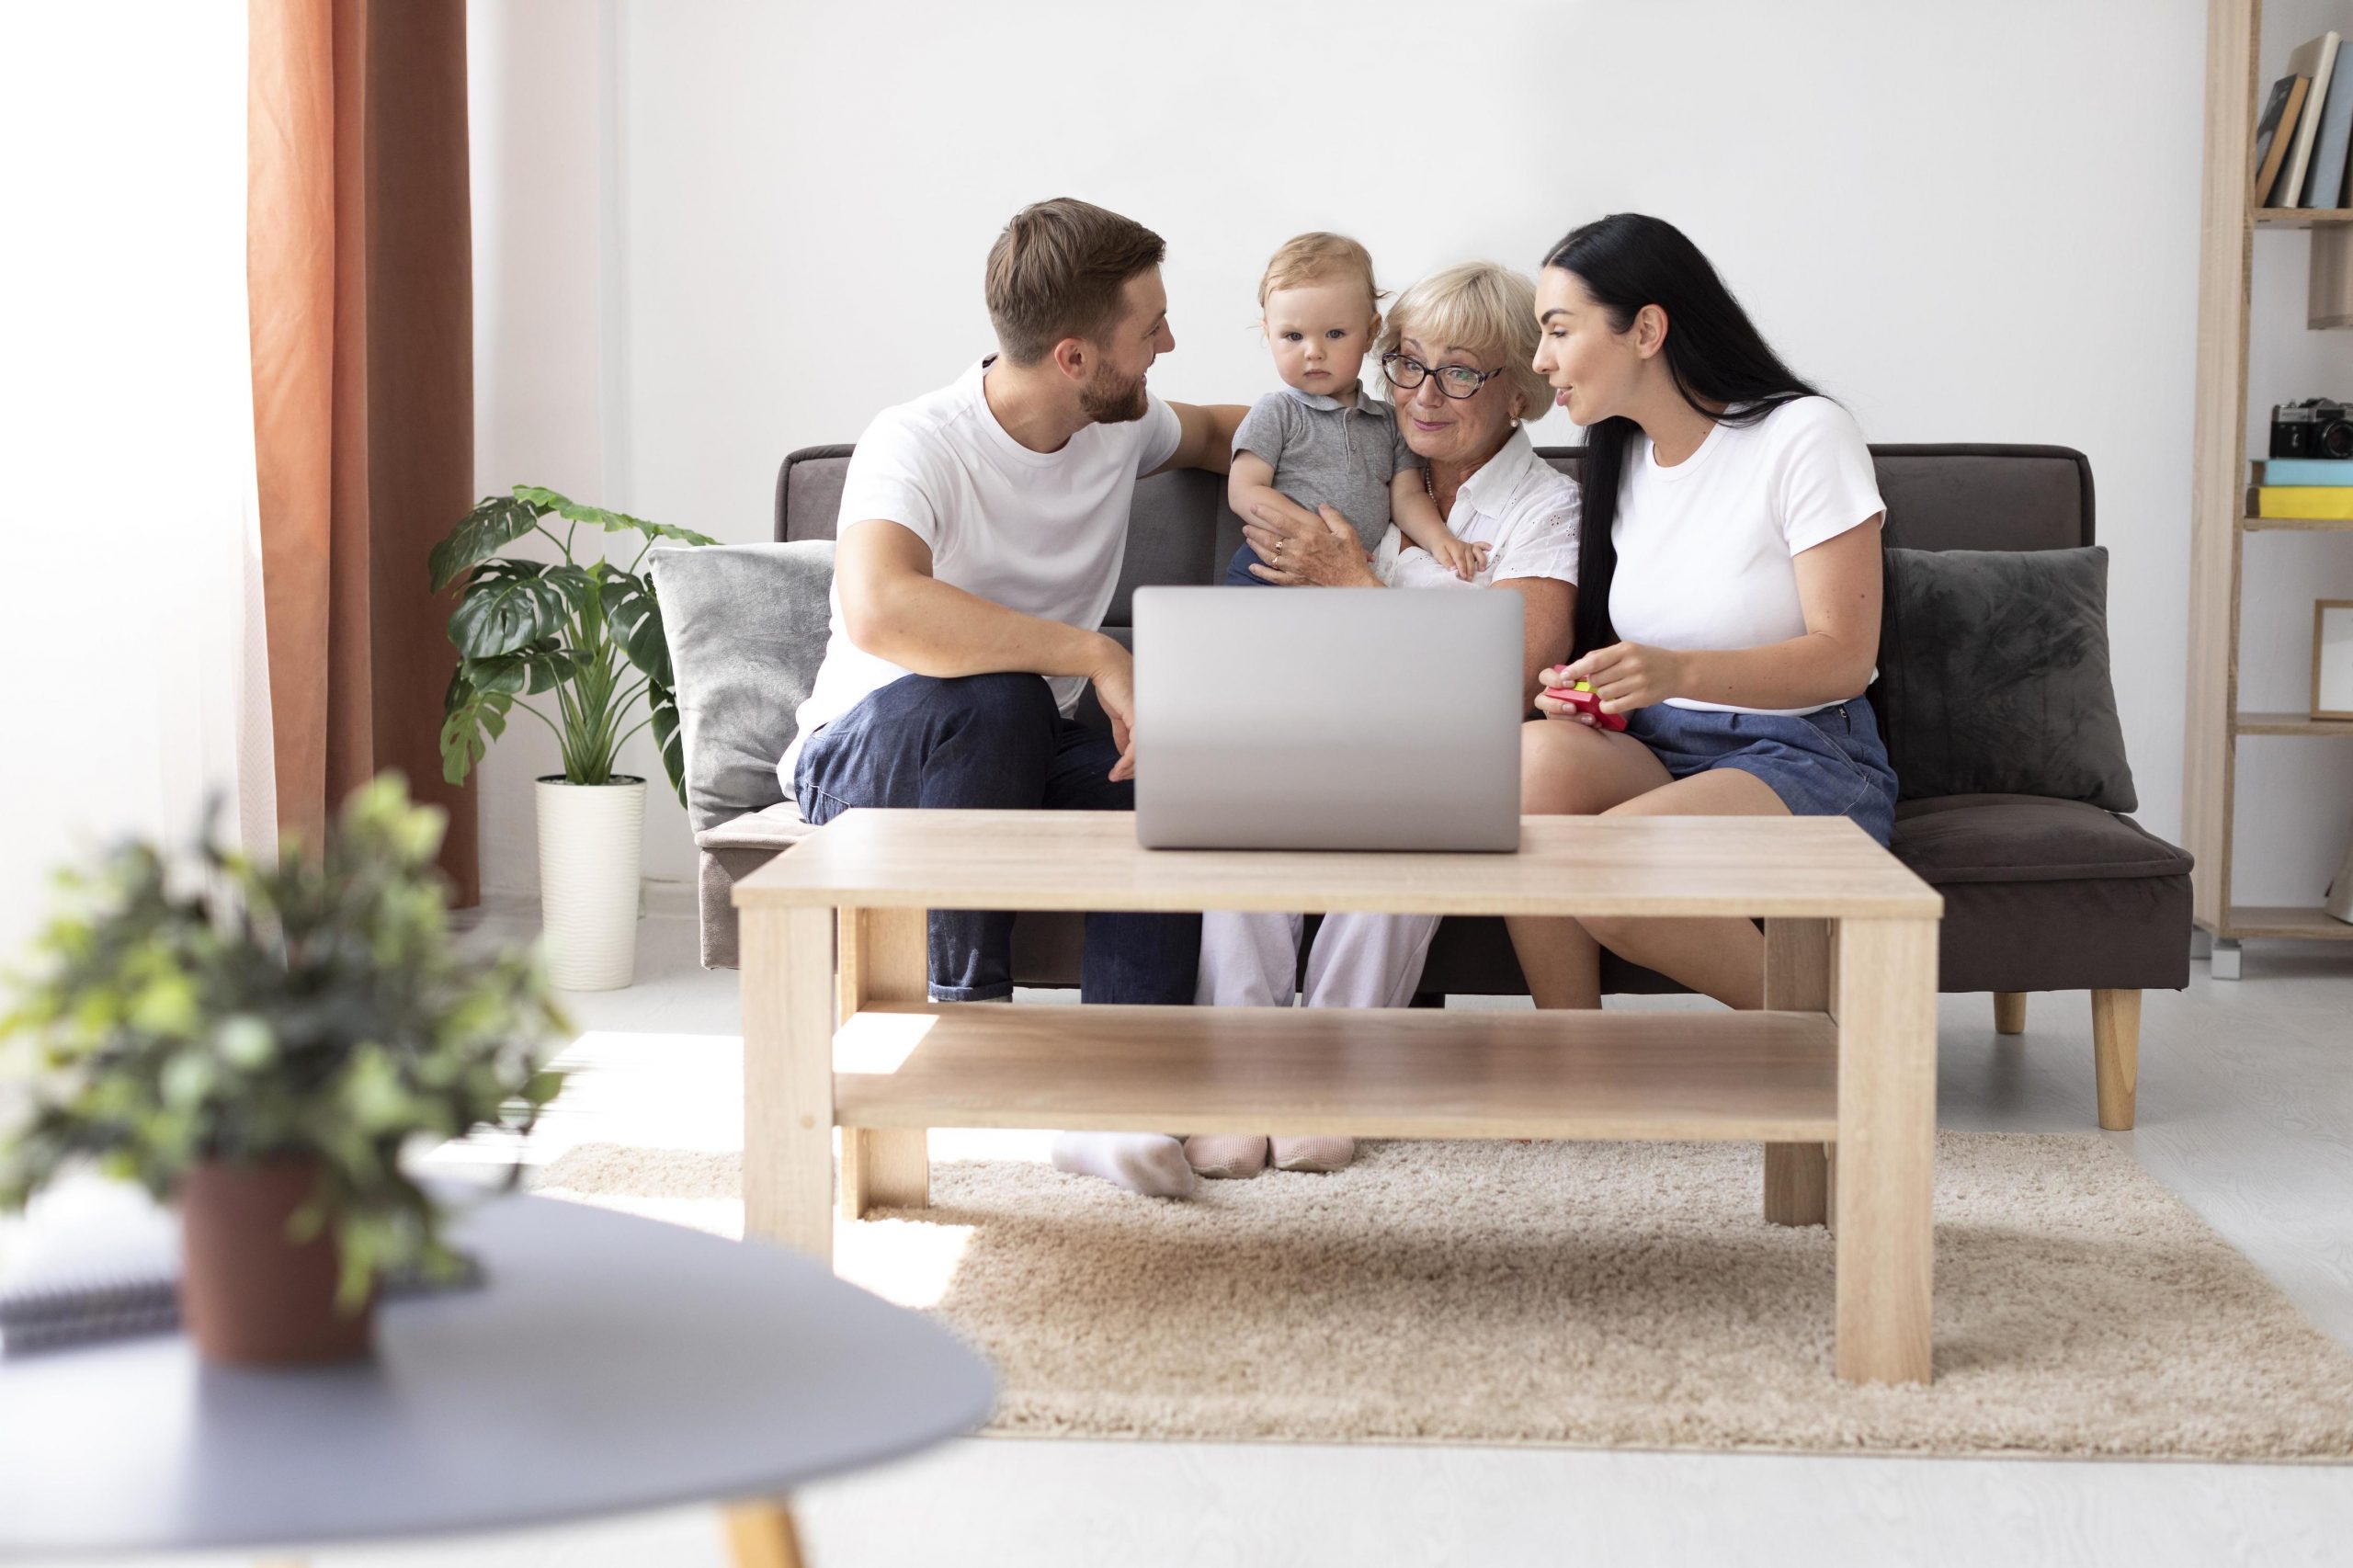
[431,487,716,990]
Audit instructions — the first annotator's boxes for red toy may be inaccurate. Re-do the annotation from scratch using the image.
[1543,678,1627,731]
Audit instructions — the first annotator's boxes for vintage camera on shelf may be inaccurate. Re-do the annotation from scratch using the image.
[2270,398,2353,460]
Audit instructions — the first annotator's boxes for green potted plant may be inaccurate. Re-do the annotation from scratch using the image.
[432,486,716,990]
[0,777,569,1365]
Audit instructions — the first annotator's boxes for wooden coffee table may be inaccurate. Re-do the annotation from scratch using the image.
[734,809,1943,1385]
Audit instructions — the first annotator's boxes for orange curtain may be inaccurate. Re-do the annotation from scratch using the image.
[248,0,479,902]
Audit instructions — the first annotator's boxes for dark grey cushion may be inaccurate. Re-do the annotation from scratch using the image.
[649,541,835,833]
[1892,794,2189,884]
[1873,546,2136,812]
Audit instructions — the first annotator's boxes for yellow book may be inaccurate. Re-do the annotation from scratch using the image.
[2254,485,2353,518]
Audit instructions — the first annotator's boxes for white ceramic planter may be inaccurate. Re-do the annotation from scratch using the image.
[535,776,646,990]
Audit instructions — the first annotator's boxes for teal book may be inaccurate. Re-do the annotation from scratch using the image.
[2256,458,2353,486]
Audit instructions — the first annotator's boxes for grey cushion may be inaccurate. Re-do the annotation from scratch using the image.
[650,541,835,833]
[1873,546,2136,812]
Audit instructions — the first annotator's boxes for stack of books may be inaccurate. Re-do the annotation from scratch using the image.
[2255,30,2353,211]
[2249,457,2353,518]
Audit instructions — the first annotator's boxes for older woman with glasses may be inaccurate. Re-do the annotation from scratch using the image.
[1184,261,1581,1182]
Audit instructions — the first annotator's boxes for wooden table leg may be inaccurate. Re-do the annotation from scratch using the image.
[1833,916,1938,1384]
[724,1500,808,1568]
[1763,918,1832,1227]
[743,905,838,1263]
[838,907,931,1219]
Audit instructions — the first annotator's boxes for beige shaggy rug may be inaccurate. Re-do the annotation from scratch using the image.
[532,1134,2353,1461]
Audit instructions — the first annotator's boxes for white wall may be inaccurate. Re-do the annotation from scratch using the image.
[470,0,2353,909]
[469,0,642,896]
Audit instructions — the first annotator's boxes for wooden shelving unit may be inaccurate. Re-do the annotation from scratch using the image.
[2256,207,2353,225]
[2242,512,2353,530]
[2186,0,2353,975]
[2234,710,2353,736]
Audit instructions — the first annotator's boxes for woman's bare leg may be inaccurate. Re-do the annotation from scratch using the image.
[1505,720,1674,1010]
[1577,768,1790,1010]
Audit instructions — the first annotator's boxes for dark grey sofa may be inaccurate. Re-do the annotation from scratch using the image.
[673,442,2191,1131]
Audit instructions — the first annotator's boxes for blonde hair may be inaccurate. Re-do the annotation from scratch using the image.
[1256,232,1383,311]
[1376,261,1549,425]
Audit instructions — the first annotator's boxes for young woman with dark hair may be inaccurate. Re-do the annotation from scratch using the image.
[1509,213,1897,1012]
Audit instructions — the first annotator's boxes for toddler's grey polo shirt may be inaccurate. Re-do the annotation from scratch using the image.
[1233,381,1420,552]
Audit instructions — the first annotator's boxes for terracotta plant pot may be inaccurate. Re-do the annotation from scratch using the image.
[177,1158,375,1366]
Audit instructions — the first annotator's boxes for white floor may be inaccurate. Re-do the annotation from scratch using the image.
[37,905,2353,1567]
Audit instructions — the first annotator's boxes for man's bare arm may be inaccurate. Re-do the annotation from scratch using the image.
[835,517,1142,778]
[835,518,1113,679]
[1148,401,1249,477]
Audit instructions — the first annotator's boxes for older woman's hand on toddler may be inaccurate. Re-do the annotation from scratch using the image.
[1243,499,1381,588]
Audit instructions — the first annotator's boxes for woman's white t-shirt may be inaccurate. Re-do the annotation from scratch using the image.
[1607,396,1884,717]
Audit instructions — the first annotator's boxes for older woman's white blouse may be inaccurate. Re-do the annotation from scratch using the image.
[1373,424,1580,590]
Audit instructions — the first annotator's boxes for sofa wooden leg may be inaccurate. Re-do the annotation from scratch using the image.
[1994,992,2026,1034]
[2091,989,2141,1131]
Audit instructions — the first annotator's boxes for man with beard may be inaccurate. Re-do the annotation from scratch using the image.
[779,198,1247,1199]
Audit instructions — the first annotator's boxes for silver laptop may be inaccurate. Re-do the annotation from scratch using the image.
[1132,586,1523,851]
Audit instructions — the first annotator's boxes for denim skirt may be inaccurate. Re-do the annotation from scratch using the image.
[1621,696,1900,846]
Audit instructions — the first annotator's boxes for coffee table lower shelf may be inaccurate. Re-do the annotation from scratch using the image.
[834,1003,1839,1143]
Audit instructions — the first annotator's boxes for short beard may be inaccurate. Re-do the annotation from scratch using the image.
[1078,362,1149,424]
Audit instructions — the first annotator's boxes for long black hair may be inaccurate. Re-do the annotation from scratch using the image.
[1543,214,1819,659]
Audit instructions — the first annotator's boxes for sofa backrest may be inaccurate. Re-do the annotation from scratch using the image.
[775,441,2095,627]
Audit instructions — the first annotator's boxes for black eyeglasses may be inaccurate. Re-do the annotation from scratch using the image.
[1381,351,1504,401]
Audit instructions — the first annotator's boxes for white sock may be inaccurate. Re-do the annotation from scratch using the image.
[1051,1132,1196,1199]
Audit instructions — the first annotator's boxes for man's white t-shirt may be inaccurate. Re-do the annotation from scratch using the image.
[1607,396,1884,717]
[779,357,1184,789]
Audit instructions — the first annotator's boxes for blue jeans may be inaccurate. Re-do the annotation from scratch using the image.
[791,672,1201,1003]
